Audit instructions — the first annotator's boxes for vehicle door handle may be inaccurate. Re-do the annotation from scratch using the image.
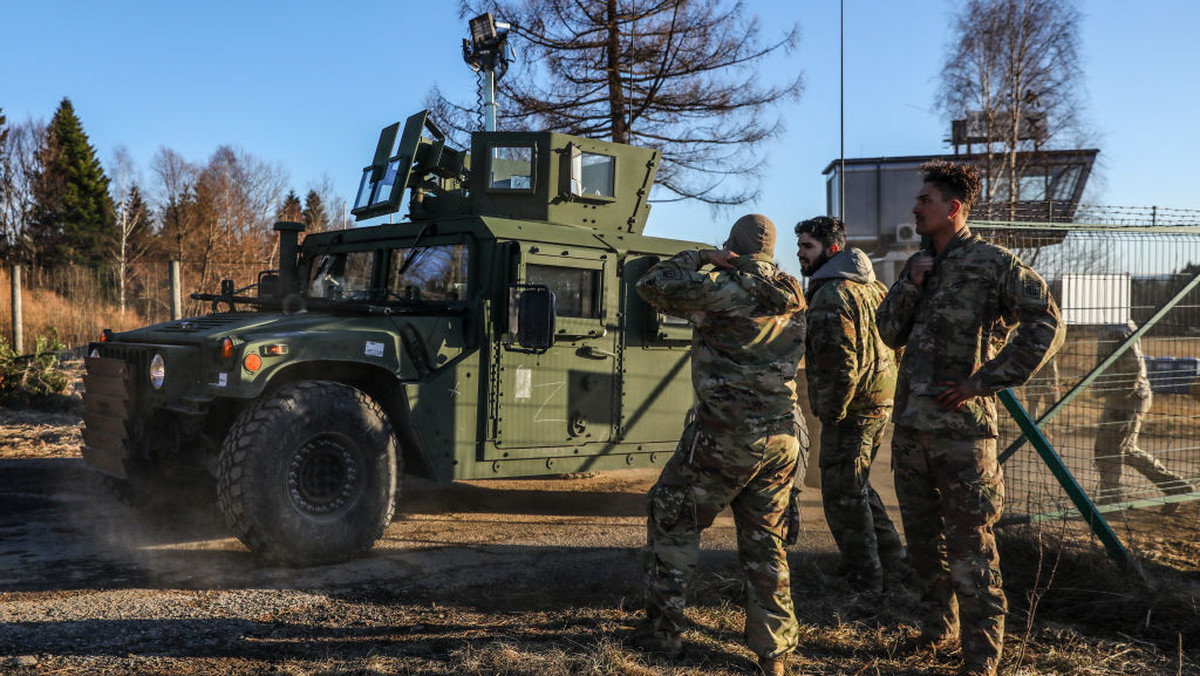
[577,345,615,359]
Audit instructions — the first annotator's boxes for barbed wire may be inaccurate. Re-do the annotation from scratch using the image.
[970,202,1200,228]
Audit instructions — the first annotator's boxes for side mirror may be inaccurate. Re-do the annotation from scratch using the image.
[512,284,556,353]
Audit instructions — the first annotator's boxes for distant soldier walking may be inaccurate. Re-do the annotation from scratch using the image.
[794,215,906,594]
[877,161,1064,676]
[635,214,808,676]
[1093,320,1189,503]
[1023,356,1061,422]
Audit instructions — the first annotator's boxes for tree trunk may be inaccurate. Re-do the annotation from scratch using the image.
[604,0,628,144]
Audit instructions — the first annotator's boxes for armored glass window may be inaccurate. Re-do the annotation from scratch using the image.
[489,145,534,190]
[579,152,615,197]
[526,264,599,318]
[387,243,470,302]
[307,251,375,300]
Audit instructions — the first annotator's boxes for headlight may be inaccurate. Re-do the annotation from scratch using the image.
[89,348,100,358]
[149,353,166,390]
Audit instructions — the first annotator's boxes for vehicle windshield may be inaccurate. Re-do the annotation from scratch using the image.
[307,243,469,303]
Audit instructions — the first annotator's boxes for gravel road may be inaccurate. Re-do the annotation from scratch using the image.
[0,440,838,674]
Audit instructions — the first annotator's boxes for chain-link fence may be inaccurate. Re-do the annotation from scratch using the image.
[970,220,1200,550]
[2,259,271,350]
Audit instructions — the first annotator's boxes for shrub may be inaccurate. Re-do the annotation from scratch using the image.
[0,331,72,408]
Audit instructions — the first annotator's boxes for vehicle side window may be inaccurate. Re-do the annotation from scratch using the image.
[308,251,375,299]
[387,243,470,302]
[489,146,534,191]
[527,264,599,318]
[579,152,614,197]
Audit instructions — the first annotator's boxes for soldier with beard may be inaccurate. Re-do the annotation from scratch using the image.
[795,215,907,595]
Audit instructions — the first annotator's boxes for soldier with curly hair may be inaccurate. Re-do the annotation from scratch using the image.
[877,160,1065,676]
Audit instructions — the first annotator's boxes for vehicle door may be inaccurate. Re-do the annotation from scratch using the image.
[492,246,618,453]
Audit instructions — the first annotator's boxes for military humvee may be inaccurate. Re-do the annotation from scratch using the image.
[82,111,702,565]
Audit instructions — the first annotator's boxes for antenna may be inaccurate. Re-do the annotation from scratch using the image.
[839,0,845,219]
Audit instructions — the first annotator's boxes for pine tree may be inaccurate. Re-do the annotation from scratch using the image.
[278,189,302,222]
[30,98,115,268]
[126,184,154,254]
[302,189,329,232]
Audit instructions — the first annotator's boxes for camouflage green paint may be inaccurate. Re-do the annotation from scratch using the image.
[636,249,807,659]
[876,228,1065,438]
[892,426,1005,674]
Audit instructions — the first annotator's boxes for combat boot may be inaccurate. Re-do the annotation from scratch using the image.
[757,655,788,675]
[630,623,683,659]
[959,661,997,676]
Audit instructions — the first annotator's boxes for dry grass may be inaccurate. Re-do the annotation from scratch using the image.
[0,267,150,351]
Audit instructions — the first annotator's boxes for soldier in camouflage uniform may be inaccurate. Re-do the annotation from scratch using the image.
[1093,320,1189,503]
[1023,356,1060,422]
[877,161,1065,676]
[635,214,808,676]
[794,215,906,594]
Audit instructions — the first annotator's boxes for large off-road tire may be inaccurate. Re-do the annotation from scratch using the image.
[217,381,399,566]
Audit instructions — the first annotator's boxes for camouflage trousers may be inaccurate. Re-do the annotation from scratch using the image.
[1094,394,1185,501]
[891,426,1006,674]
[643,422,802,659]
[819,415,905,590]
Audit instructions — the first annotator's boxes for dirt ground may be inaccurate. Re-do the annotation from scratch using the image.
[1,405,1198,675]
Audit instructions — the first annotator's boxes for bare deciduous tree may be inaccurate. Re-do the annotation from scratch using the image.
[0,118,46,265]
[938,0,1087,216]
[193,146,288,292]
[430,0,803,206]
[151,147,199,265]
[109,147,154,314]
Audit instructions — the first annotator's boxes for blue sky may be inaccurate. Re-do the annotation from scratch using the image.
[4,1,1199,277]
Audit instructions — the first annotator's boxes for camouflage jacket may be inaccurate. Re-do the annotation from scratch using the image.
[804,248,896,424]
[636,250,807,433]
[877,228,1065,438]
[1099,320,1151,400]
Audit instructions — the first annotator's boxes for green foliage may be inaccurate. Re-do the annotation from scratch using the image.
[303,189,329,232]
[278,189,302,222]
[29,98,116,268]
[0,331,71,407]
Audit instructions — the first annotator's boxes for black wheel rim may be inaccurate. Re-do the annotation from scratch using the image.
[288,435,360,515]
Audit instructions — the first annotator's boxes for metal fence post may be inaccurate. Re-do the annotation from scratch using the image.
[10,265,22,354]
[997,389,1146,582]
[170,261,182,320]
